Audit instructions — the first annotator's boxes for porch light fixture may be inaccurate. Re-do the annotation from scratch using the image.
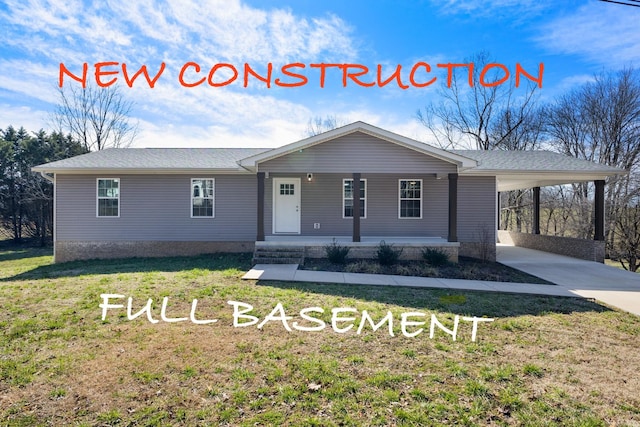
[307,173,313,182]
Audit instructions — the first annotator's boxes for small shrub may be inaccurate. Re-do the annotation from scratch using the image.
[376,241,403,266]
[324,238,350,264]
[422,248,450,267]
[471,224,494,262]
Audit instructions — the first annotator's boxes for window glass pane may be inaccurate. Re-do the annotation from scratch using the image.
[193,198,213,217]
[280,183,294,195]
[98,199,118,217]
[98,179,119,198]
[400,200,420,218]
[344,199,353,217]
[343,180,353,198]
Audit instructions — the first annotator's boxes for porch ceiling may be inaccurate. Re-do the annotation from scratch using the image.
[491,171,619,191]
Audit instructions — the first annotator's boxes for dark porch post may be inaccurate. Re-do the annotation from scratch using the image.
[448,173,458,242]
[257,172,265,241]
[594,180,605,241]
[352,173,361,242]
[497,191,501,230]
[533,187,540,235]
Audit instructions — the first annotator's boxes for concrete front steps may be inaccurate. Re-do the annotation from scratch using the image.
[253,246,305,265]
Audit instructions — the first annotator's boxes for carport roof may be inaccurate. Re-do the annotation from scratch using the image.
[453,149,626,191]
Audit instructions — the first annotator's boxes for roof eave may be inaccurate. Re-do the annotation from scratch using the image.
[30,166,254,175]
[461,169,626,178]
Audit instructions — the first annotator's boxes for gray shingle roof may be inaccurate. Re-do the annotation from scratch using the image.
[33,148,271,171]
[451,150,624,173]
[33,146,624,176]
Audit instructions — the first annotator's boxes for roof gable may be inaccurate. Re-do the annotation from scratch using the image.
[238,121,477,171]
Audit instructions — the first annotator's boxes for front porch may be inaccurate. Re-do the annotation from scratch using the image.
[254,236,459,264]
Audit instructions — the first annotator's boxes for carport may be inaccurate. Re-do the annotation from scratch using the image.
[455,150,626,262]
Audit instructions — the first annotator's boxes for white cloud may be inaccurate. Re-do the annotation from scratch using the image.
[0,104,49,132]
[135,117,308,148]
[0,0,359,145]
[432,0,552,19]
[537,3,640,67]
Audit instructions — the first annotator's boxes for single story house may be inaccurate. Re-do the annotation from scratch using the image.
[33,121,623,263]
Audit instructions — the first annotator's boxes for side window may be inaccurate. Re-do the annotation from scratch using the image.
[192,178,214,217]
[97,178,119,217]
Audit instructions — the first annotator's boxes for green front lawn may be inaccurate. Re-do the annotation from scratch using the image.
[1,248,639,426]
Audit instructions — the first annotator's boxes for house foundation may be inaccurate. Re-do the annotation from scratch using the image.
[54,241,254,263]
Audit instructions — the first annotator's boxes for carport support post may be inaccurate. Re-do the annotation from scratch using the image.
[448,173,458,242]
[497,192,501,230]
[533,187,540,235]
[257,172,265,241]
[594,180,605,241]
[352,173,361,242]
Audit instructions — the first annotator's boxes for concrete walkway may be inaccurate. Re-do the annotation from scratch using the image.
[242,245,640,316]
[497,244,640,316]
[242,263,576,297]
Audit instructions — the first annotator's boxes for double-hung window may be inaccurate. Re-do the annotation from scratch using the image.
[191,178,214,217]
[399,179,422,219]
[97,178,120,217]
[343,179,366,218]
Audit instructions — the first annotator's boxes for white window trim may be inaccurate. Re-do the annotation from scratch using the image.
[191,178,215,218]
[342,178,367,219]
[96,178,120,218]
[398,179,423,219]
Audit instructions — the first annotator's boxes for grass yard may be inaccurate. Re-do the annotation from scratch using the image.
[1,248,640,426]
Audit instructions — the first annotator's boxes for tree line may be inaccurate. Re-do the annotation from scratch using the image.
[1,84,136,245]
[0,127,87,244]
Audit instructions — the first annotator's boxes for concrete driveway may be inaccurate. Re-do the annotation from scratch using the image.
[497,244,640,316]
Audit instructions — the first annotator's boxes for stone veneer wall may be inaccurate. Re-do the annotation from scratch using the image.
[497,230,605,263]
[55,241,255,263]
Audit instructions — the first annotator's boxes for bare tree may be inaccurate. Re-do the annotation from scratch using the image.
[418,52,543,232]
[612,199,640,272]
[545,68,640,243]
[52,85,138,151]
[417,51,540,150]
[305,115,348,137]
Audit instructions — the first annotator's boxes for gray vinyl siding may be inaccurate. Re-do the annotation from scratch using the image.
[265,173,449,238]
[457,176,496,242]
[56,174,256,241]
[260,132,457,174]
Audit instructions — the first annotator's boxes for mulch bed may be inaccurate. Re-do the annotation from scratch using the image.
[301,256,554,284]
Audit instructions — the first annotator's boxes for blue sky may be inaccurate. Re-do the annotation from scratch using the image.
[1,0,638,148]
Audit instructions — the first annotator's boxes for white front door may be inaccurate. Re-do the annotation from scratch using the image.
[273,178,301,234]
